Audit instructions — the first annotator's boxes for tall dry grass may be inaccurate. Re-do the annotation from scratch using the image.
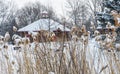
[0,37,120,74]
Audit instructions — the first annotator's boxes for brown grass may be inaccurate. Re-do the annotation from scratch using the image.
[0,37,120,74]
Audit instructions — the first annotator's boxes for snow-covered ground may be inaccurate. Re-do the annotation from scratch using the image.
[87,39,120,74]
[0,38,120,74]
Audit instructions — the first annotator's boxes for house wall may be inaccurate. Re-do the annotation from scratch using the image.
[53,30,71,41]
[18,30,71,43]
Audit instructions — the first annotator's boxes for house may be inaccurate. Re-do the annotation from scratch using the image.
[18,18,71,42]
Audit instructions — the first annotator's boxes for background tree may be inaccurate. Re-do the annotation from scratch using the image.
[85,0,104,24]
[0,0,17,36]
[66,0,89,26]
[15,1,58,28]
[96,0,120,28]
[103,0,120,12]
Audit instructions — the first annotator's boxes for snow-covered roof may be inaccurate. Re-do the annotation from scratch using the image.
[18,19,70,32]
[42,11,48,14]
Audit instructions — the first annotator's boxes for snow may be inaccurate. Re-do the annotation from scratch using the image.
[18,19,70,32]
[97,25,102,29]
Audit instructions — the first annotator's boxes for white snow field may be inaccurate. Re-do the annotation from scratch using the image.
[0,38,120,74]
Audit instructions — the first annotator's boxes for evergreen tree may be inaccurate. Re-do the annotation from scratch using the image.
[96,0,120,27]
[103,0,120,13]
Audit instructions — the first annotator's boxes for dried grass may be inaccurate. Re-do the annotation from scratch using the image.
[0,37,120,74]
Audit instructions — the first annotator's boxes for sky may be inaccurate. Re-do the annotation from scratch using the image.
[13,0,66,17]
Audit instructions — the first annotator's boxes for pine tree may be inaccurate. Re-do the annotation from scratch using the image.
[103,0,120,12]
[96,0,120,28]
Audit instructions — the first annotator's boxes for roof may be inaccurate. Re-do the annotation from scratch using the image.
[18,19,70,32]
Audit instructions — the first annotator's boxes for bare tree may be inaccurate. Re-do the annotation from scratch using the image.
[65,0,89,26]
[0,0,16,23]
[0,0,17,35]
[85,0,104,21]
[15,1,58,28]
[15,2,43,27]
